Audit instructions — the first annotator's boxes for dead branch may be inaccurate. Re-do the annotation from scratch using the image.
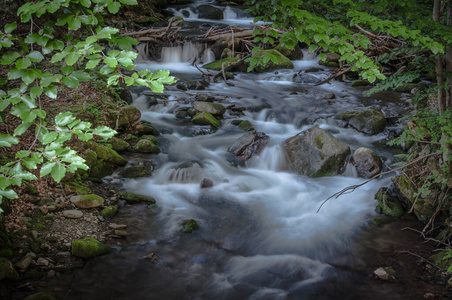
[396,250,445,270]
[212,54,251,80]
[402,227,452,248]
[422,188,449,233]
[354,24,384,41]
[194,62,212,77]
[315,64,355,86]
[316,153,440,213]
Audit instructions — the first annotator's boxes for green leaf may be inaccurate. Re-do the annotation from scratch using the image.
[16,57,32,69]
[8,68,22,80]
[55,112,75,126]
[81,0,92,7]
[67,17,82,30]
[14,171,37,181]
[65,53,81,66]
[30,86,43,98]
[0,189,18,199]
[51,164,66,182]
[62,76,79,88]
[107,1,121,14]
[27,51,44,62]
[72,70,92,81]
[40,161,55,177]
[15,150,30,159]
[14,122,32,136]
[149,81,164,93]
[0,134,19,147]
[1,52,21,65]
[44,86,58,99]
[104,57,118,68]
[119,0,138,4]
[41,131,59,144]
[4,22,17,34]
[86,59,101,69]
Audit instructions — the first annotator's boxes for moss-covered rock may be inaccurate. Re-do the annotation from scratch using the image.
[24,183,39,196]
[319,61,339,68]
[182,219,199,233]
[101,206,118,218]
[85,142,127,166]
[108,137,130,152]
[394,83,426,93]
[64,181,92,195]
[71,238,111,259]
[134,123,160,136]
[70,194,104,209]
[24,292,62,300]
[192,112,221,128]
[193,101,226,116]
[351,80,370,87]
[0,257,19,281]
[348,110,387,135]
[139,135,158,144]
[116,105,141,128]
[118,165,152,178]
[203,57,239,71]
[252,49,294,72]
[133,139,161,153]
[238,120,254,131]
[275,44,304,60]
[375,188,405,218]
[0,248,12,258]
[119,192,156,204]
[336,111,359,122]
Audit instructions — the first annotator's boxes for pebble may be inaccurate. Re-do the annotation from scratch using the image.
[63,210,83,219]
[39,206,49,215]
[36,257,49,267]
[47,205,56,212]
[374,267,392,281]
[41,243,51,252]
[110,223,127,229]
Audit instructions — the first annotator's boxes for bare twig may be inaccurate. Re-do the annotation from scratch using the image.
[397,250,445,270]
[402,227,452,248]
[422,188,449,233]
[194,62,211,76]
[316,153,440,213]
[315,64,355,86]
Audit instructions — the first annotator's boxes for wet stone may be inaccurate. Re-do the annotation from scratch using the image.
[200,178,214,189]
[63,210,83,219]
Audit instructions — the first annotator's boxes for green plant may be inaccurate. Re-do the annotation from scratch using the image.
[0,0,177,212]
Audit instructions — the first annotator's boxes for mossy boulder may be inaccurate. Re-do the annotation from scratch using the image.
[319,61,339,68]
[70,194,104,209]
[71,238,111,259]
[133,139,161,154]
[193,101,226,116]
[64,181,92,195]
[24,292,62,300]
[108,137,130,152]
[238,120,253,131]
[394,83,426,93]
[0,258,19,281]
[351,147,382,178]
[119,192,156,204]
[348,110,387,135]
[228,131,269,162]
[118,165,152,178]
[101,206,118,218]
[134,123,159,136]
[197,4,223,20]
[351,80,370,87]
[252,49,294,72]
[85,142,127,166]
[203,57,239,71]
[139,135,158,144]
[336,111,359,122]
[375,187,404,218]
[284,126,350,177]
[182,219,199,233]
[275,44,304,60]
[116,105,141,128]
[192,112,221,128]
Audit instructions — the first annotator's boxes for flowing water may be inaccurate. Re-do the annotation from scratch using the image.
[46,2,435,299]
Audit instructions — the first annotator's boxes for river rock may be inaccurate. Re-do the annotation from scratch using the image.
[134,123,160,136]
[116,105,141,128]
[293,73,321,84]
[86,142,127,166]
[70,194,104,209]
[203,57,240,71]
[238,120,253,131]
[71,238,111,259]
[348,110,387,135]
[108,137,130,152]
[351,147,382,178]
[182,219,199,233]
[195,94,216,102]
[119,192,156,204]
[252,49,294,72]
[63,210,83,219]
[0,258,19,280]
[193,101,226,116]
[200,178,214,189]
[323,93,336,99]
[101,206,118,218]
[373,267,395,281]
[36,257,49,267]
[228,131,269,161]
[118,165,152,178]
[192,112,221,128]
[133,139,161,153]
[197,4,224,20]
[275,44,304,60]
[15,252,36,270]
[375,187,404,218]
[283,126,350,177]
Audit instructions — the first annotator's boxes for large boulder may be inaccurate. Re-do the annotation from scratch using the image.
[283,126,350,177]
[351,147,382,178]
[193,101,226,116]
[116,105,141,128]
[348,110,387,135]
[375,187,404,218]
[252,49,294,72]
[0,258,19,281]
[197,5,224,19]
[71,238,111,259]
[228,131,269,162]
[133,139,161,153]
[275,44,304,60]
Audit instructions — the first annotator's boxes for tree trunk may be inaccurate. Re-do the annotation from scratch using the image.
[434,0,447,113]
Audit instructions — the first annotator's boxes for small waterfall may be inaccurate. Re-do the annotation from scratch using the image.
[343,162,358,178]
[248,145,287,171]
[161,41,215,64]
[223,6,238,19]
[135,43,150,63]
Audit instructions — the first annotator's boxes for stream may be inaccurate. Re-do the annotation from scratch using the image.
[46,1,439,299]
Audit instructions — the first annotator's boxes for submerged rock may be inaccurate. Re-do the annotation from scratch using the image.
[351,147,382,178]
[293,73,321,84]
[200,178,214,189]
[197,4,223,20]
[71,238,111,259]
[375,187,405,218]
[348,110,387,135]
[182,219,199,233]
[228,131,269,162]
[283,126,350,177]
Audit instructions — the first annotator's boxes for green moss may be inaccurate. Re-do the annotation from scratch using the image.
[192,112,221,128]
[319,61,339,68]
[310,156,336,178]
[182,219,199,233]
[85,142,127,166]
[118,192,156,204]
[203,57,239,70]
[351,80,370,87]
[336,111,359,122]
[34,223,46,231]
[139,135,158,144]
[133,139,161,154]
[375,188,404,218]
[107,137,130,152]
[314,134,324,149]
[118,166,152,178]
[252,49,294,72]
[71,238,111,259]
[370,217,390,226]
[101,206,118,218]
[64,181,92,195]
[24,183,39,196]
[238,120,253,131]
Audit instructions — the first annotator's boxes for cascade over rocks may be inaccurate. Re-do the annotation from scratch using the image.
[351,147,382,178]
[338,110,387,135]
[197,5,224,20]
[283,126,351,177]
[227,131,269,163]
[293,73,321,84]
[193,101,226,116]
